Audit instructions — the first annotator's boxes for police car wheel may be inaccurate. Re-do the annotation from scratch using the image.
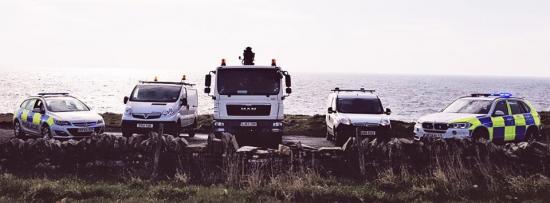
[525,127,538,141]
[41,125,52,139]
[13,121,24,138]
[472,128,489,143]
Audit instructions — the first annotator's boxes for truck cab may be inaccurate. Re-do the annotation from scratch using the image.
[204,59,292,148]
[121,80,198,137]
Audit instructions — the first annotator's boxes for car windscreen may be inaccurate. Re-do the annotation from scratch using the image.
[130,85,182,102]
[442,99,492,114]
[337,98,383,114]
[217,69,281,95]
[45,97,90,112]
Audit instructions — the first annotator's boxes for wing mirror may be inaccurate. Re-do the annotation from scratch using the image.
[205,74,212,87]
[286,87,292,94]
[494,110,505,117]
[180,98,188,106]
[328,107,334,114]
[123,96,129,104]
[385,108,392,115]
[285,74,292,87]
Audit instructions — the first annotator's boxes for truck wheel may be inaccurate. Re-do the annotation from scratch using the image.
[122,130,133,138]
[270,133,283,149]
[13,120,25,138]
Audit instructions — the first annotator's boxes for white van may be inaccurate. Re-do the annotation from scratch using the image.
[121,80,198,137]
[326,88,392,146]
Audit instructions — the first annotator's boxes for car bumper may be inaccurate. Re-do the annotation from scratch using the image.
[51,124,105,139]
[414,123,471,140]
[213,120,283,135]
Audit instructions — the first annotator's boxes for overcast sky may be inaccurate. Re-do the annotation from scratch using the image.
[1,0,549,77]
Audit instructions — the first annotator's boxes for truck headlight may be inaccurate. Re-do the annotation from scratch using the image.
[214,122,224,127]
[449,122,471,129]
[273,122,283,127]
[55,120,71,126]
[380,118,391,126]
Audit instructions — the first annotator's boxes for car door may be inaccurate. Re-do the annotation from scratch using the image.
[29,99,45,134]
[16,99,30,132]
[490,99,510,142]
[508,99,528,141]
[21,99,39,134]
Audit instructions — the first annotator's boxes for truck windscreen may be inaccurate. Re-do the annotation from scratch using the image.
[217,69,281,95]
[130,85,182,102]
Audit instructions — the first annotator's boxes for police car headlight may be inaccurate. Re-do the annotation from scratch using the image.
[380,118,391,126]
[214,122,224,127]
[55,120,71,126]
[339,117,352,125]
[449,122,471,129]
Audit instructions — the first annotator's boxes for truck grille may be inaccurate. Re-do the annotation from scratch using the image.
[226,105,271,116]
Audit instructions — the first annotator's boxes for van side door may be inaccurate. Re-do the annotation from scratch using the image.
[179,87,193,127]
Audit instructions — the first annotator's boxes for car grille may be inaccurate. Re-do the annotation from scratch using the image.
[422,122,449,131]
[132,113,162,119]
[72,122,97,127]
[227,105,271,116]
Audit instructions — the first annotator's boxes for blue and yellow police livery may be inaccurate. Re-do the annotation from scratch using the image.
[12,93,105,139]
[414,93,542,142]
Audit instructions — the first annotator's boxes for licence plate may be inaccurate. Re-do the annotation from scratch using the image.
[425,133,442,138]
[137,123,154,128]
[240,122,257,127]
[77,128,94,133]
[360,131,376,136]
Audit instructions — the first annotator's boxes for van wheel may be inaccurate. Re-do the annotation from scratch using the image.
[188,120,196,137]
[122,130,133,138]
[172,121,181,137]
[13,120,24,138]
[41,125,52,140]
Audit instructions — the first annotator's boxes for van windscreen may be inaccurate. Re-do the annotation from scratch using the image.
[130,85,181,102]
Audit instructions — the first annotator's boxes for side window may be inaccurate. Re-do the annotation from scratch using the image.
[508,100,523,115]
[24,99,36,110]
[493,100,509,116]
[519,101,531,113]
[20,100,29,109]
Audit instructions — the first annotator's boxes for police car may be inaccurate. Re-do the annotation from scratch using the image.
[12,93,105,139]
[414,93,542,142]
[326,88,392,146]
[121,79,198,137]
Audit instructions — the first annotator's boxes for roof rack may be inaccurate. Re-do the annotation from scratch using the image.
[37,93,69,96]
[331,88,375,93]
[139,81,195,86]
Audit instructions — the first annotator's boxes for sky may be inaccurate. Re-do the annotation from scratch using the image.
[1,0,549,77]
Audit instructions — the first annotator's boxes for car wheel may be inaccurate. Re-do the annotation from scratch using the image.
[13,121,24,138]
[525,127,538,141]
[41,125,52,140]
[472,128,489,143]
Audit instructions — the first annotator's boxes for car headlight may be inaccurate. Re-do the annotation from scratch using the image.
[339,117,352,125]
[273,122,283,127]
[449,122,471,129]
[380,117,391,126]
[124,107,132,116]
[54,120,71,126]
[214,122,224,127]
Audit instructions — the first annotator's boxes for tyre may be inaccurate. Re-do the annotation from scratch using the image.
[188,120,196,137]
[326,126,333,141]
[122,130,133,138]
[269,133,283,149]
[172,121,181,137]
[472,128,489,143]
[41,125,52,140]
[335,128,348,146]
[525,127,538,141]
[13,120,24,138]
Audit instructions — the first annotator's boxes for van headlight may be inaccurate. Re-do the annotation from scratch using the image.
[124,107,132,116]
[449,122,471,129]
[339,117,352,125]
[162,108,177,116]
[380,118,391,126]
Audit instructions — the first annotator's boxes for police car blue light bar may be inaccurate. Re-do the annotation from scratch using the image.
[492,92,513,98]
[38,93,69,96]
[470,93,513,98]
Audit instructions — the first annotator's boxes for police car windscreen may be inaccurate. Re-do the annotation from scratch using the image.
[130,85,182,102]
[45,97,90,112]
[337,98,383,114]
[443,99,492,114]
[217,69,280,95]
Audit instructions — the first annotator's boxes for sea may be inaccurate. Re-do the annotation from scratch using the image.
[1,68,549,121]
